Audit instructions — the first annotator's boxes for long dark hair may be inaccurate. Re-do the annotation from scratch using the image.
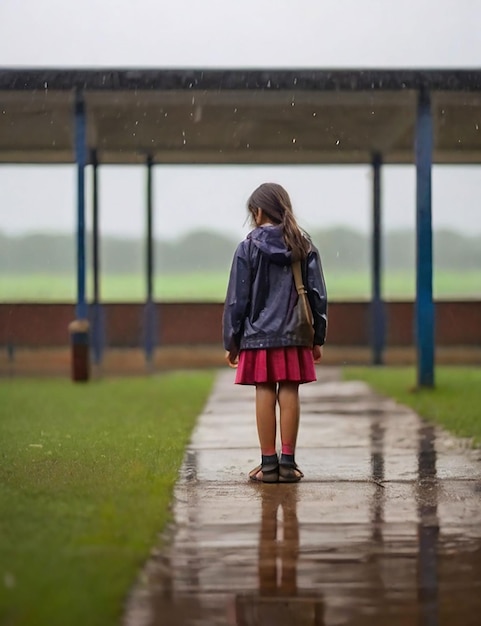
[247,182,310,260]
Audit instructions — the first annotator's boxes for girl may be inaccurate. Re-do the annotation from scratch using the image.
[223,182,327,483]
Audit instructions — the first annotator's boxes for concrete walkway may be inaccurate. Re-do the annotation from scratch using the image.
[124,367,481,626]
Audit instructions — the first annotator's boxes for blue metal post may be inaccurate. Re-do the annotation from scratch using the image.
[75,92,87,320]
[91,149,104,365]
[144,155,156,367]
[415,89,435,388]
[70,91,90,382]
[371,152,385,365]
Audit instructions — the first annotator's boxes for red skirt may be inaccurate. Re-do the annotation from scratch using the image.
[235,346,316,385]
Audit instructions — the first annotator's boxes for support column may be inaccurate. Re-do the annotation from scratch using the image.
[370,152,385,365]
[415,89,435,388]
[144,155,156,368]
[75,92,87,321]
[91,149,104,366]
[69,90,90,382]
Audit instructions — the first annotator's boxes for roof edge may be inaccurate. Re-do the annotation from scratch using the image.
[1,68,481,91]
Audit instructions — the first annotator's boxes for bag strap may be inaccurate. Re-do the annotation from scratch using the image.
[292,261,307,295]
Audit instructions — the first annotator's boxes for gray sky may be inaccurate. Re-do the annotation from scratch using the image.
[1,0,481,238]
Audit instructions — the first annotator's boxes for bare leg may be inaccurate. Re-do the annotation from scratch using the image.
[278,382,303,481]
[255,382,277,455]
[278,381,300,452]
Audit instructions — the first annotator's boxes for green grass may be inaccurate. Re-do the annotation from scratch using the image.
[1,269,480,302]
[335,269,481,300]
[0,272,229,302]
[0,372,215,626]
[344,366,481,445]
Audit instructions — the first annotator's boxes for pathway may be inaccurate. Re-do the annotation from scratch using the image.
[124,367,481,626]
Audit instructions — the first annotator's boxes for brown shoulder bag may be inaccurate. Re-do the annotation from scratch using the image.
[292,261,315,345]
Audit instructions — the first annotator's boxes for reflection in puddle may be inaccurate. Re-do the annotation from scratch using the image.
[370,418,385,545]
[417,424,439,626]
[235,486,325,626]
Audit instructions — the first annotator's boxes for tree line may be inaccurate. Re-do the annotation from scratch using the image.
[1,227,480,274]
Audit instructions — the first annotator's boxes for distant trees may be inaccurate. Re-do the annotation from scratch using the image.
[0,227,480,274]
[310,227,369,271]
[310,227,481,272]
[0,232,76,274]
[155,231,237,273]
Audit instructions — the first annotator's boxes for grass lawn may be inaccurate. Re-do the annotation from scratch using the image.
[338,269,481,300]
[0,372,215,626]
[1,269,480,302]
[344,366,481,446]
[0,272,230,302]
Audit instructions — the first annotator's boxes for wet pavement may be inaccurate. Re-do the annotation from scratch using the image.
[124,368,481,626]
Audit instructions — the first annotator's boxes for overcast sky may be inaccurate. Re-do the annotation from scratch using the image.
[1,0,480,239]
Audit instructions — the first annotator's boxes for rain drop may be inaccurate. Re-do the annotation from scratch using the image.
[246,143,250,148]
[336,139,340,146]
[234,108,238,113]
[475,123,479,131]
[292,138,296,143]
[44,81,48,89]
[312,112,317,117]
[267,80,271,88]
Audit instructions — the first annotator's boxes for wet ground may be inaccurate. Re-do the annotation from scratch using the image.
[124,368,481,626]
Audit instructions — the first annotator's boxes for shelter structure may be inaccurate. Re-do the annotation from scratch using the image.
[1,68,481,385]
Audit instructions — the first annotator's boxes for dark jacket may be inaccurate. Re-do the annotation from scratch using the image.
[223,225,327,351]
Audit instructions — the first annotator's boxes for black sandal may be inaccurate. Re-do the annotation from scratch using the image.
[279,462,303,483]
[249,461,279,483]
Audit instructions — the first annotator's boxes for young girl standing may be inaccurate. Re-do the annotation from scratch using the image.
[223,182,327,483]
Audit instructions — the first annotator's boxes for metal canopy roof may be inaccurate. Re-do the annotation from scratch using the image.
[1,69,481,165]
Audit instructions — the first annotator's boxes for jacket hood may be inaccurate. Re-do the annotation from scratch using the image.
[247,225,292,265]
